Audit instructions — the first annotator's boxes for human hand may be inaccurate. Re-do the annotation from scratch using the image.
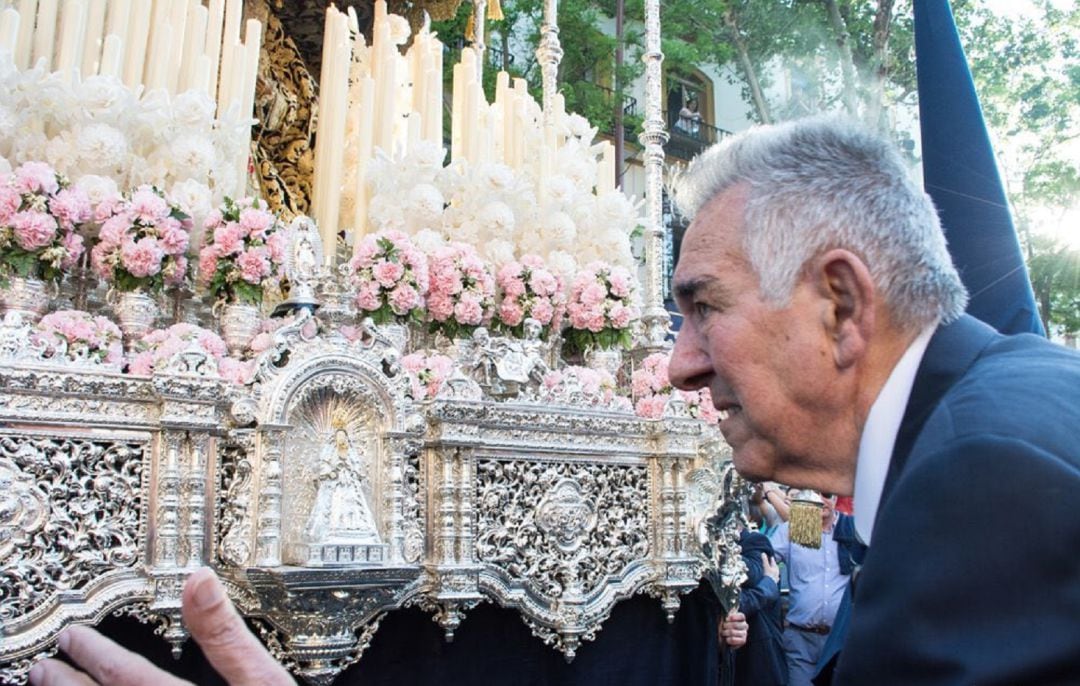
[719,610,748,648]
[762,552,780,584]
[28,568,294,686]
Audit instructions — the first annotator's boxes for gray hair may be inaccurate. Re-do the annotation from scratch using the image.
[672,115,968,329]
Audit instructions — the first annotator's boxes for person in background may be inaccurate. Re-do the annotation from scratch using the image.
[721,528,787,686]
[678,99,703,136]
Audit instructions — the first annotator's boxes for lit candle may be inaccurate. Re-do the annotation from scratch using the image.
[123,0,151,89]
[0,8,19,58]
[32,0,58,72]
[99,33,122,77]
[14,0,36,70]
[56,0,88,80]
[204,0,224,102]
[81,0,106,77]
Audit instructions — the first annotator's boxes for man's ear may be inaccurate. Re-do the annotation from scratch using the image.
[813,249,876,368]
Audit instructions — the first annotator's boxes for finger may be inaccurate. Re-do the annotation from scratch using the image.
[726,610,746,622]
[182,568,294,686]
[51,625,189,686]
[28,658,98,686]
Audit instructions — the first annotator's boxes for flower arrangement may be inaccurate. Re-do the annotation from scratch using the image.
[90,185,191,293]
[197,197,288,306]
[631,351,721,423]
[494,254,565,339]
[31,309,123,365]
[401,352,456,400]
[564,261,639,353]
[0,161,89,283]
[426,242,496,340]
[349,230,429,325]
[127,322,227,376]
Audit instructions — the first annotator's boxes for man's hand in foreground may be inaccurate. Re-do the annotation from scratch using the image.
[28,567,294,686]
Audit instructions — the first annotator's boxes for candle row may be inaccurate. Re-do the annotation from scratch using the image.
[0,0,261,199]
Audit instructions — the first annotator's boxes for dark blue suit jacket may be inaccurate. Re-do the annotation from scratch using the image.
[834,315,1080,684]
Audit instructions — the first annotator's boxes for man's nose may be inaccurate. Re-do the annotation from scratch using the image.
[668,325,711,391]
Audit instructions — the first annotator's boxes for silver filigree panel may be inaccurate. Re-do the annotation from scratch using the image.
[0,433,146,623]
[475,459,650,599]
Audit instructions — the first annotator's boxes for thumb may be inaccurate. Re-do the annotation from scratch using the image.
[182,568,294,686]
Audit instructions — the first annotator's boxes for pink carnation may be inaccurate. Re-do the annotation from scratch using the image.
[498,299,525,327]
[0,183,21,223]
[13,161,59,195]
[389,284,420,315]
[120,237,165,278]
[237,248,270,284]
[129,186,170,223]
[48,188,92,229]
[12,211,58,250]
[213,222,245,255]
[373,260,405,288]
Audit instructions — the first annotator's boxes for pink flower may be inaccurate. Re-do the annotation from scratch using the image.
[635,395,668,419]
[528,270,559,297]
[129,186,169,223]
[60,232,85,268]
[579,282,607,308]
[530,299,554,325]
[120,237,164,278]
[498,299,525,326]
[585,310,606,333]
[373,260,405,288]
[237,248,270,284]
[454,296,484,325]
[197,247,219,282]
[165,255,188,285]
[609,271,632,298]
[0,183,21,224]
[13,161,59,195]
[159,222,190,255]
[48,188,92,229]
[98,214,130,247]
[355,281,381,311]
[609,303,632,329]
[238,207,273,236]
[203,209,224,230]
[427,292,454,321]
[93,194,124,223]
[12,211,59,250]
[389,283,420,315]
[266,230,288,263]
[213,222,244,255]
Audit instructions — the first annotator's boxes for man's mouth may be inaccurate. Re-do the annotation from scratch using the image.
[716,404,742,422]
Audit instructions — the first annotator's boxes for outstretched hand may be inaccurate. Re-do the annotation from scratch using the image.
[28,568,294,686]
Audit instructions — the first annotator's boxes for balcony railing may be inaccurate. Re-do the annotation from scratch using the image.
[666,115,731,159]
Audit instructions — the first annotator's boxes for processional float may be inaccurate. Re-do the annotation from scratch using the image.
[0,1,746,683]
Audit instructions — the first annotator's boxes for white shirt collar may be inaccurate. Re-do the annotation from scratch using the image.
[853,325,936,545]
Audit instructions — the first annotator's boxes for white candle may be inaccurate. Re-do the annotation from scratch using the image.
[240,19,261,115]
[311,6,336,231]
[81,0,106,77]
[164,0,190,94]
[352,75,375,245]
[105,0,129,45]
[55,0,88,80]
[218,0,242,111]
[204,0,224,102]
[495,71,510,163]
[373,23,397,155]
[322,17,351,265]
[144,0,172,90]
[450,61,464,163]
[0,8,19,58]
[123,0,151,88]
[99,33,122,77]
[598,141,615,194]
[14,0,36,70]
[32,0,57,72]
[180,2,207,93]
[192,53,211,95]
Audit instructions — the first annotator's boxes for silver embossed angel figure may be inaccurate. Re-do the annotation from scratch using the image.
[304,410,381,544]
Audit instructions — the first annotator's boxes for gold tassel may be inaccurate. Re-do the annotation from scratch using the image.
[488,0,504,21]
[465,13,475,42]
[789,500,823,548]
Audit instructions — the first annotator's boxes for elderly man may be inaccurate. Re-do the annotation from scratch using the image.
[30,117,1080,685]
[669,116,1080,683]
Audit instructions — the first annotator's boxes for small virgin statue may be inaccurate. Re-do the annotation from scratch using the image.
[304,409,381,544]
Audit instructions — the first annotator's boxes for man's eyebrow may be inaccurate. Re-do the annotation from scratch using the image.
[672,276,719,301]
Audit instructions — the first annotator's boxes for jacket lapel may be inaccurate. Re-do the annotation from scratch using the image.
[872,315,998,533]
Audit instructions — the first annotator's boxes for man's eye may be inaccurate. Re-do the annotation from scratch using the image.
[694,302,714,317]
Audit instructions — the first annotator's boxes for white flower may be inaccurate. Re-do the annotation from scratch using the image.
[79,75,132,121]
[368,193,406,231]
[558,152,596,190]
[75,123,130,172]
[170,134,216,177]
[474,162,517,195]
[32,72,79,131]
[565,112,597,141]
[476,201,515,235]
[75,174,120,206]
[484,238,516,266]
[172,90,217,130]
[9,129,47,165]
[541,211,577,249]
[594,190,641,229]
[407,140,447,174]
[0,103,16,139]
[412,228,447,253]
[406,183,445,225]
[388,15,411,45]
[454,219,481,245]
[44,133,80,174]
[544,175,578,208]
[546,250,578,280]
[170,179,213,223]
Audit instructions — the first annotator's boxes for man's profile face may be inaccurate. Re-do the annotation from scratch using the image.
[669,186,838,486]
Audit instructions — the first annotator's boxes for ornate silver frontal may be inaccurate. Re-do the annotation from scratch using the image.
[0,313,743,686]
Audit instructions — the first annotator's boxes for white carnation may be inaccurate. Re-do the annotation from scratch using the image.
[75,175,120,206]
[546,250,578,280]
[544,174,578,209]
[412,228,447,253]
[79,75,132,120]
[477,201,516,235]
[170,134,216,177]
[368,193,406,231]
[406,183,445,225]
[474,162,516,195]
[32,72,79,130]
[172,90,217,130]
[407,140,447,175]
[0,103,15,139]
[45,133,80,174]
[454,219,481,245]
[76,123,130,171]
[388,15,411,45]
[484,238,517,266]
[170,179,213,223]
[565,112,597,141]
[541,211,577,249]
